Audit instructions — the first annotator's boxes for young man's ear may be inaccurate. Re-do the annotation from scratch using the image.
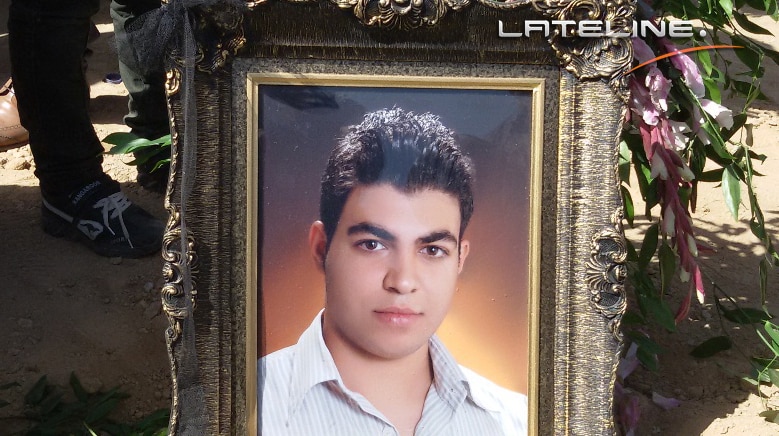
[457,239,470,274]
[309,221,328,272]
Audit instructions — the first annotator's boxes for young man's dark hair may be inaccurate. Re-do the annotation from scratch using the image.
[261,106,528,435]
[319,107,475,246]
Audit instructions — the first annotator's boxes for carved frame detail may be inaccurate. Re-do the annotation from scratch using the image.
[162,0,632,434]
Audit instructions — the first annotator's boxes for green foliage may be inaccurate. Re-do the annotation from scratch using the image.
[103,133,171,173]
[690,335,732,358]
[621,0,779,421]
[2,373,168,436]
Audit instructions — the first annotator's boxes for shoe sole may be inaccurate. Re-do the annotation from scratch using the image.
[41,206,162,258]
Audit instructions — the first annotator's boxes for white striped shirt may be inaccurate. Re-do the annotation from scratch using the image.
[259,312,528,435]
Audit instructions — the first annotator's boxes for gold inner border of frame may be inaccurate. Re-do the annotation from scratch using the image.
[245,72,546,436]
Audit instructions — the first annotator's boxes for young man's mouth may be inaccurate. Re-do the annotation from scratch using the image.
[374,307,422,326]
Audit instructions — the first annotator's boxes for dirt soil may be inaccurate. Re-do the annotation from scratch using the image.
[1,1,779,435]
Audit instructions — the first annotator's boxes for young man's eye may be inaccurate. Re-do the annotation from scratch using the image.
[357,240,386,251]
[421,246,448,257]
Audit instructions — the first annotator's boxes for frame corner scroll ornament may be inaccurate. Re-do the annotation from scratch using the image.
[189,3,247,73]
[529,0,634,101]
[586,208,628,340]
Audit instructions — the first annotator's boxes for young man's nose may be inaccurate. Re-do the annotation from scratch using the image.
[382,252,419,294]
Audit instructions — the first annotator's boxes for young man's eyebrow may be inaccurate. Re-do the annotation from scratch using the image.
[418,231,458,246]
[347,222,395,242]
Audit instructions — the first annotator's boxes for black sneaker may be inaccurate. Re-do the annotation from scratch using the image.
[41,176,165,258]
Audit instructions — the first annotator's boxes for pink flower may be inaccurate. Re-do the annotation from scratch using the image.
[661,38,705,98]
[652,392,682,410]
[646,66,672,112]
[662,120,690,151]
[632,36,656,64]
[629,77,661,126]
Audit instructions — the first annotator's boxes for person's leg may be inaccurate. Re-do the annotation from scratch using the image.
[8,0,102,197]
[110,0,168,140]
[8,0,165,258]
[110,0,170,192]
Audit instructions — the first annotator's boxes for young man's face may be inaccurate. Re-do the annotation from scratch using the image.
[310,184,470,362]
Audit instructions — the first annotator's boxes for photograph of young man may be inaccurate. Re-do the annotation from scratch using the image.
[259,107,528,435]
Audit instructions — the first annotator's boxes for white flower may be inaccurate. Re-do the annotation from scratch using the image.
[663,207,676,237]
[650,152,669,180]
[665,121,690,151]
[700,99,734,129]
[687,234,698,257]
[679,267,690,282]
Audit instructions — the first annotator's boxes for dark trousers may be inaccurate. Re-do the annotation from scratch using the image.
[9,0,103,196]
[111,0,168,141]
[8,0,166,197]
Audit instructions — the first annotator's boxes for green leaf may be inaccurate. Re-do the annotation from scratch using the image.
[69,373,89,403]
[621,186,634,227]
[731,37,763,71]
[619,141,631,184]
[636,343,659,371]
[720,113,748,141]
[763,47,779,67]
[731,80,768,100]
[760,410,779,423]
[640,292,677,332]
[697,46,714,75]
[658,243,676,293]
[699,168,725,182]
[702,120,735,160]
[628,330,663,353]
[690,336,732,358]
[151,158,171,173]
[25,376,49,406]
[765,321,779,349]
[104,133,171,156]
[39,391,63,415]
[760,259,770,305]
[752,357,779,371]
[768,369,779,386]
[639,223,659,271]
[704,77,722,102]
[718,0,734,16]
[620,311,646,326]
[0,382,20,390]
[84,397,120,424]
[722,165,741,220]
[732,11,774,35]
[722,307,773,324]
[626,239,639,262]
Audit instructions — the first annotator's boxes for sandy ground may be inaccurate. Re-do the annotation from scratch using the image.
[1,1,779,435]
[0,1,170,433]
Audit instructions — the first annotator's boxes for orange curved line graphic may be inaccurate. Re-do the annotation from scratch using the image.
[626,45,743,75]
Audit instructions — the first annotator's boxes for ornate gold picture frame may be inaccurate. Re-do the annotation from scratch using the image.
[161,0,632,434]
[247,71,545,435]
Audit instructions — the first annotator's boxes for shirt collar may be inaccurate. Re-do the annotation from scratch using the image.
[428,335,504,414]
[287,311,499,416]
[287,309,342,415]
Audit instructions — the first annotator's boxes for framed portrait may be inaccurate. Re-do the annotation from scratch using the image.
[158,0,632,434]
[247,73,545,434]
